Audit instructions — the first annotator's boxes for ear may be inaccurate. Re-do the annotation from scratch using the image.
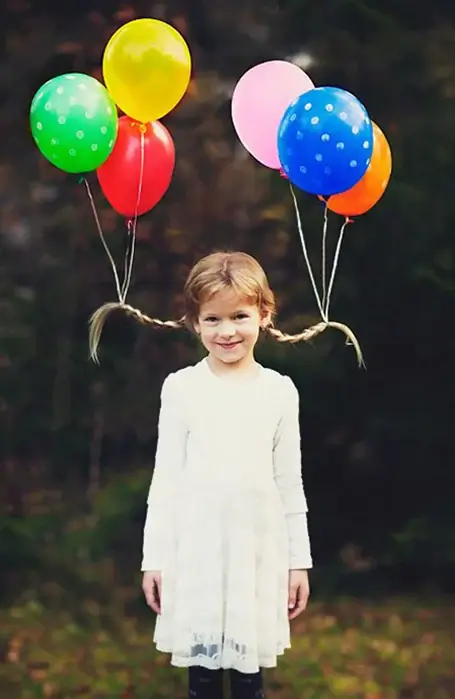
[260,311,272,328]
[194,321,201,334]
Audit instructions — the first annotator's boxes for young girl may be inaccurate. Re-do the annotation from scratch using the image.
[90,251,313,699]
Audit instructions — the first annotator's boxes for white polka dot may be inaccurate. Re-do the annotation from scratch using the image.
[58,116,66,125]
[290,99,298,108]
[311,116,319,125]
[315,153,323,162]
[69,149,76,156]
[65,75,76,80]
[304,103,312,111]
[340,112,347,121]
[91,144,98,151]
[108,140,114,148]
[76,130,84,139]
[336,142,345,150]
[36,122,42,130]
[69,97,77,106]
[44,102,52,111]
[299,165,307,174]
[350,160,358,167]
[51,138,59,145]
[85,112,93,119]
[324,166,332,175]
[290,114,297,122]
[56,87,64,95]
[296,131,303,140]
[366,158,371,165]
[100,126,108,135]
[321,133,330,142]
[78,83,87,90]
[365,117,370,125]
[326,104,334,112]
[363,141,370,149]
[352,126,359,135]
[37,92,44,100]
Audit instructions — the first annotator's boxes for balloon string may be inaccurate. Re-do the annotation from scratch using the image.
[324,216,351,319]
[84,177,123,302]
[321,203,329,311]
[121,127,145,303]
[289,183,327,321]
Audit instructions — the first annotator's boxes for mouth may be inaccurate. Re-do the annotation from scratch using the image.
[217,341,242,350]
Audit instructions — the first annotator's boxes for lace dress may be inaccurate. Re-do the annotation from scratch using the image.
[142,359,312,673]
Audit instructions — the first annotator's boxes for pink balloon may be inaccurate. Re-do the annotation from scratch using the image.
[231,60,314,169]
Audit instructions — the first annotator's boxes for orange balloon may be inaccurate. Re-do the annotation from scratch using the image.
[326,122,392,216]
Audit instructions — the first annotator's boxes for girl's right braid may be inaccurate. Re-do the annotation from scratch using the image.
[89,301,185,364]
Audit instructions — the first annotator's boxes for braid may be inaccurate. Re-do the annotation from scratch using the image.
[89,302,185,364]
[266,321,365,368]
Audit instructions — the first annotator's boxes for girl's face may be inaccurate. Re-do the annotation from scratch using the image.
[195,290,269,371]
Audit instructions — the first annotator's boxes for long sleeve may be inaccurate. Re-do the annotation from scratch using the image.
[273,376,313,570]
[141,373,188,571]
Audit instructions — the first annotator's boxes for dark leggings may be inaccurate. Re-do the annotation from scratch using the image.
[188,666,265,699]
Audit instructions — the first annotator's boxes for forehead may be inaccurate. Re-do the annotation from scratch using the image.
[199,290,258,315]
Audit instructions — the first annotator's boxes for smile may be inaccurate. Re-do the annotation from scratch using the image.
[217,341,242,350]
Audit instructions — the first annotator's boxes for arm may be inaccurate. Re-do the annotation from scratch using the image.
[273,376,313,571]
[141,372,187,572]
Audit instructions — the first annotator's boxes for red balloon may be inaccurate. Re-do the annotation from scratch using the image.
[97,116,175,217]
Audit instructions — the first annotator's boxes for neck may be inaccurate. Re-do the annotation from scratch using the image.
[206,353,258,378]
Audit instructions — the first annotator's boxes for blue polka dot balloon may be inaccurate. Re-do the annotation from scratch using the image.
[277,87,374,196]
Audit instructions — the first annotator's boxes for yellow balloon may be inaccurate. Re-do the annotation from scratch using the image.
[103,19,191,123]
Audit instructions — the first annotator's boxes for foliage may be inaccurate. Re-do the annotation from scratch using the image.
[1,598,455,698]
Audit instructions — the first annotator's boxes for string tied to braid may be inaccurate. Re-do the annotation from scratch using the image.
[288,183,365,368]
[83,122,174,363]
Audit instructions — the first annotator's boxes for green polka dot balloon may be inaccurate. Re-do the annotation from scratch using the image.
[30,73,118,174]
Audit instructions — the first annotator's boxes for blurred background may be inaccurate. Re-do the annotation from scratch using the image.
[1,0,455,697]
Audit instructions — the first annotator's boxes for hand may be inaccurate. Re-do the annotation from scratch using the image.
[142,571,162,614]
[288,569,310,620]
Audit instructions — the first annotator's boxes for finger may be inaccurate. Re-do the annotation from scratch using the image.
[288,585,298,610]
[289,593,309,620]
[143,587,156,612]
[154,580,162,614]
[143,584,160,614]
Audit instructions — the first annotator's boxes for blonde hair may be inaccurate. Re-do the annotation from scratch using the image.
[89,251,364,366]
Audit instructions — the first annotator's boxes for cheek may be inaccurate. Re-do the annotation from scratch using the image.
[243,323,261,341]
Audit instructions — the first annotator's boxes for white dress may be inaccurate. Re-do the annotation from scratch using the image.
[141,358,312,674]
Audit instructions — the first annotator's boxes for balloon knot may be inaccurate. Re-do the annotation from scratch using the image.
[279,168,288,179]
[139,123,147,134]
[347,217,355,224]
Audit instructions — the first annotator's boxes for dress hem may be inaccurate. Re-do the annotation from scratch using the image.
[154,643,291,673]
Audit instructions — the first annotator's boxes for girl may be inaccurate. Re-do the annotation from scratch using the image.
[90,251,314,699]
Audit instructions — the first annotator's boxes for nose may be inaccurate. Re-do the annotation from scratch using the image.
[218,321,236,339]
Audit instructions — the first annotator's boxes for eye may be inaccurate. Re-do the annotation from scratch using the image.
[204,316,218,323]
[235,312,249,320]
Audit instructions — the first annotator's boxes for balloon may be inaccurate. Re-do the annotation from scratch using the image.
[231,61,314,169]
[326,122,392,216]
[97,116,175,217]
[103,19,191,123]
[30,73,118,173]
[278,87,374,196]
